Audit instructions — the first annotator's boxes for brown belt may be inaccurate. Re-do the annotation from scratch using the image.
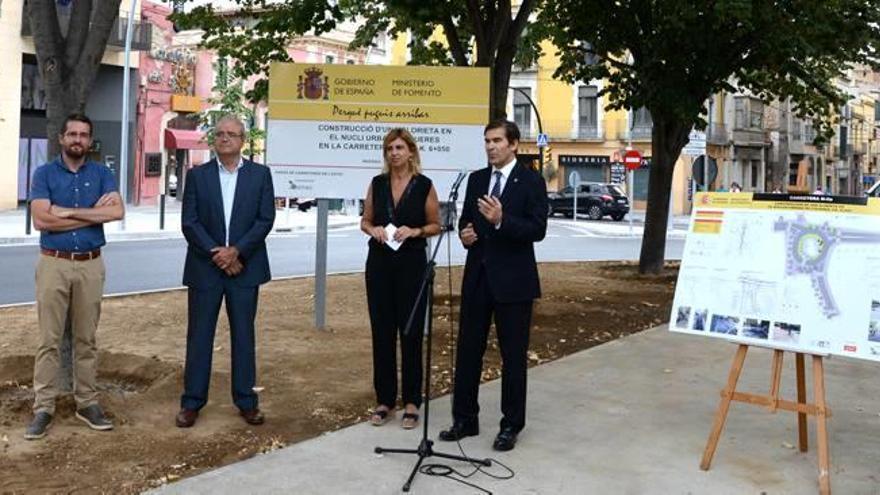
[41,248,101,261]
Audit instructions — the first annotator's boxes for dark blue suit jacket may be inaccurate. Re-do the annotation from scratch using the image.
[458,163,548,303]
[182,158,275,289]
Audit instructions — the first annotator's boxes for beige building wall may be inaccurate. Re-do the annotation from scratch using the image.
[0,1,26,209]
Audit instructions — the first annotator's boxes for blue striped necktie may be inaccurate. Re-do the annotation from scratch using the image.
[491,171,502,198]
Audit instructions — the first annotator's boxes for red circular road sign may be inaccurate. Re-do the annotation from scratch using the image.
[623,149,643,171]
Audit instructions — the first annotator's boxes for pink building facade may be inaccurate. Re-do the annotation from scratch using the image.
[133,5,374,205]
[133,1,213,205]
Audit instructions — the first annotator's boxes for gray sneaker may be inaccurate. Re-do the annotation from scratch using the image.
[24,412,53,440]
[75,404,114,431]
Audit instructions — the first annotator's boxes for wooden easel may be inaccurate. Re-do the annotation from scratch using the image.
[700,344,831,495]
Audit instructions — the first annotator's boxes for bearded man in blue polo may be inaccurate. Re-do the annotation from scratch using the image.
[25,113,125,439]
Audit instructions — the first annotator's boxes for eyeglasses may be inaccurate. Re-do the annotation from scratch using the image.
[63,132,91,139]
[215,131,243,140]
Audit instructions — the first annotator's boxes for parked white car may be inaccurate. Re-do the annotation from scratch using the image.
[168,174,178,197]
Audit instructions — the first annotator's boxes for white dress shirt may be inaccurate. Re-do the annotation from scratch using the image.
[487,158,516,229]
[218,157,243,246]
[488,158,517,196]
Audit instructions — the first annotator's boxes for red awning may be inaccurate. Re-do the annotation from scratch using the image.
[165,129,210,150]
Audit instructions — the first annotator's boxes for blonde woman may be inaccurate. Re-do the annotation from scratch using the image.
[361,128,441,429]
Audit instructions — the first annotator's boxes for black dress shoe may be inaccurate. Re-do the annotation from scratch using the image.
[175,408,199,428]
[438,421,479,441]
[493,428,518,451]
[240,408,265,426]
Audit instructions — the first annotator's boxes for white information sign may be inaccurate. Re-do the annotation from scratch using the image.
[670,193,880,361]
[682,129,707,156]
[267,63,490,199]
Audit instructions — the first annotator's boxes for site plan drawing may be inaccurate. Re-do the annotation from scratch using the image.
[671,192,880,362]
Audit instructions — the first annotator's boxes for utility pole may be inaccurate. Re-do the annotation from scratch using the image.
[511,87,544,173]
[119,0,138,229]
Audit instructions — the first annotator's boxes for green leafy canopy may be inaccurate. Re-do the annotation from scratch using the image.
[168,0,541,116]
[539,0,880,135]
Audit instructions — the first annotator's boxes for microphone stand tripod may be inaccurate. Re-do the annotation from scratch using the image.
[374,172,491,492]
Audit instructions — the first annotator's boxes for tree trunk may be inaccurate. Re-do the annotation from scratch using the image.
[28,0,121,156]
[468,0,534,121]
[490,34,518,120]
[638,115,691,274]
[44,89,75,157]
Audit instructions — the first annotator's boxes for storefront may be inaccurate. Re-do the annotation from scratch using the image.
[558,155,609,185]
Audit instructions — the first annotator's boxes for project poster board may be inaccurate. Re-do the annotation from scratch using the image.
[670,192,880,362]
[266,63,490,199]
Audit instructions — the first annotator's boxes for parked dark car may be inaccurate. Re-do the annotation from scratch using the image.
[547,182,630,221]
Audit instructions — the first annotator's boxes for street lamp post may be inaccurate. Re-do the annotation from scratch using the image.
[119,0,138,230]
[511,87,545,173]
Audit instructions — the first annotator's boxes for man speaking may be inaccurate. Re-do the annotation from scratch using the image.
[440,120,548,451]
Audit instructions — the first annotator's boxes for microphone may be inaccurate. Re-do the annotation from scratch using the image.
[443,170,469,231]
[449,169,468,199]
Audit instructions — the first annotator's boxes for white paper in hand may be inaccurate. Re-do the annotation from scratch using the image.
[384,224,402,251]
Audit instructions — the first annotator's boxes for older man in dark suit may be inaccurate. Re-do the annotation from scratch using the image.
[439,120,548,451]
[176,115,275,428]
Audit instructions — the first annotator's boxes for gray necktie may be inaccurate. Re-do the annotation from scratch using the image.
[490,171,502,198]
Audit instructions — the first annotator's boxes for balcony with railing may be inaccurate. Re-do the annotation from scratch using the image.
[786,128,806,155]
[731,127,768,147]
[576,124,603,140]
[831,144,855,157]
[805,127,817,145]
[610,120,652,142]
[106,17,152,51]
[517,120,605,142]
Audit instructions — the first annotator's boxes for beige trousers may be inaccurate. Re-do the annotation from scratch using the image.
[33,255,105,414]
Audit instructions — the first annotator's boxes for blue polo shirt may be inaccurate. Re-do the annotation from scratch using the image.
[29,157,118,252]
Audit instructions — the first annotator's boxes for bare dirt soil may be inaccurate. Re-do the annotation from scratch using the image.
[0,261,678,494]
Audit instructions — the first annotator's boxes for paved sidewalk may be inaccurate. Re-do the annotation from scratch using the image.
[0,203,362,245]
[151,327,880,494]
[1,203,690,245]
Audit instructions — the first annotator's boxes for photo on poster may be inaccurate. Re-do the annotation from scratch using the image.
[872,300,880,320]
[692,309,708,331]
[742,318,770,339]
[710,315,739,335]
[772,322,801,344]
[675,306,691,329]
[868,320,880,343]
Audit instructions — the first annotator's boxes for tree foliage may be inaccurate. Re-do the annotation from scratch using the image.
[171,0,539,118]
[540,0,880,273]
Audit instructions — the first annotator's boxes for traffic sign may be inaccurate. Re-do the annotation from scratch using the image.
[623,149,643,171]
[568,170,581,187]
[692,155,718,186]
[682,129,707,156]
[537,133,549,148]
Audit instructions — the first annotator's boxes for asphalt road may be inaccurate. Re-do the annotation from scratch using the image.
[0,221,684,306]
